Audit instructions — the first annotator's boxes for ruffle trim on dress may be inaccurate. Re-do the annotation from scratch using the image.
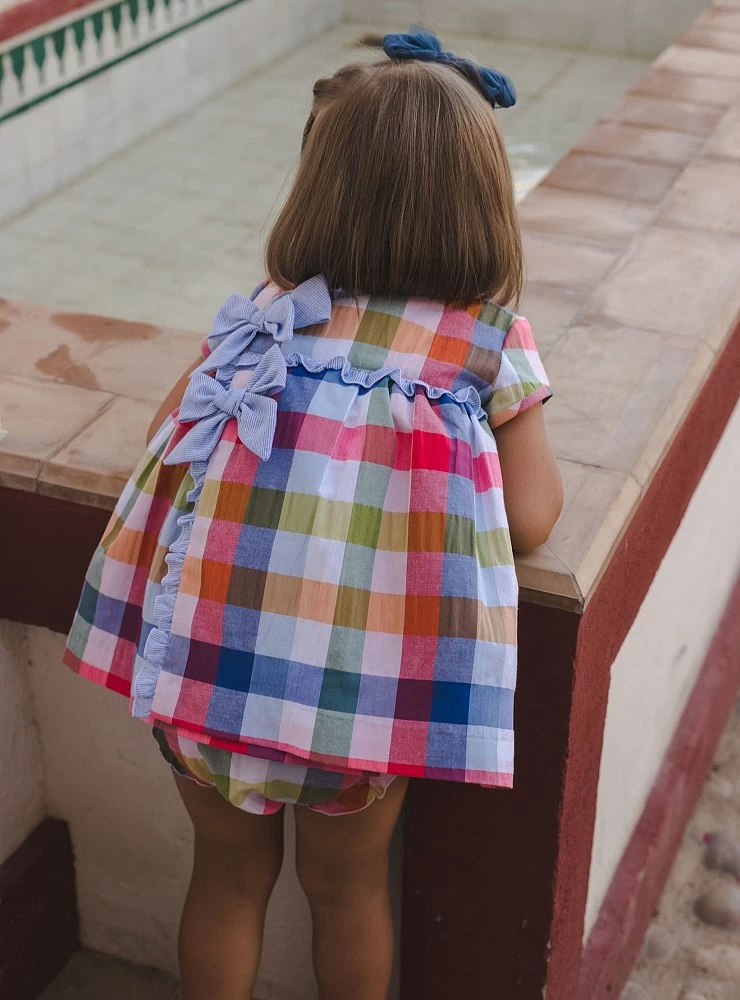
[234,350,488,419]
[131,459,207,718]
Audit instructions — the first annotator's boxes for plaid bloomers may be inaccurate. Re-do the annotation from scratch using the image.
[64,275,551,804]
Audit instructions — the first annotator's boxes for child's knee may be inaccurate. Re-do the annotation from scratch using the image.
[296,850,388,909]
[194,836,284,899]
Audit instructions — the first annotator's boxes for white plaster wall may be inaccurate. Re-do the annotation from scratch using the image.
[585,401,740,937]
[0,0,344,222]
[0,620,46,863]
[346,0,710,56]
[20,624,312,993]
[17,622,402,997]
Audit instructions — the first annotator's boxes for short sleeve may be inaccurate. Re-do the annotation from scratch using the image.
[485,317,551,428]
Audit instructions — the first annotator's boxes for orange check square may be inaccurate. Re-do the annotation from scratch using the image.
[407,511,446,552]
[366,591,406,634]
[297,579,339,625]
[404,594,441,636]
[427,332,470,367]
[213,480,251,523]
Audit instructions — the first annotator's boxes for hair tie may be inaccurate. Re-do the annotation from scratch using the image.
[382,28,516,110]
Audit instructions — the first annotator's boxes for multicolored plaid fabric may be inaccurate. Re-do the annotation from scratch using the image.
[64,276,550,788]
[153,724,397,816]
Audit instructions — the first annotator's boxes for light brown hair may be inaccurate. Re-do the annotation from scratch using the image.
[265,58,522,306]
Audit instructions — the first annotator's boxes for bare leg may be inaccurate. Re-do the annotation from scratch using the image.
[294,779,409,1000]
[174,773,284,1000]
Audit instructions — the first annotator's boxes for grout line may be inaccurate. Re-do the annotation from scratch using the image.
[37,391,118,478]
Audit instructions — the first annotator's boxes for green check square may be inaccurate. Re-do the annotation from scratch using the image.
[353,462,392,508]
[476,528,513,567]
[325,625,367,670]
[313,497,353,541]
[247,487,285,530]
[312,708,356,757]
[317,668,362,714]
[279,491,319,535]
[347,501,384,548]
[478,301,514,332]
[366,389,395,428]
[347,340,393,370]
[445,513,476,556]
[354,306,402,348]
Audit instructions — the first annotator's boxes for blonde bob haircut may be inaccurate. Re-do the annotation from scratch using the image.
[265,58,523,307]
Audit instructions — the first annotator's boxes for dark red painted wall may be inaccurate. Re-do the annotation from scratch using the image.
[0,489,110,634]
[401,601,579,999]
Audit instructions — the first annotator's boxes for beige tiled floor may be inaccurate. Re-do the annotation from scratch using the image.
[0,22,649,334]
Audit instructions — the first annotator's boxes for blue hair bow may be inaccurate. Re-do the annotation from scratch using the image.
[382,29,516,109]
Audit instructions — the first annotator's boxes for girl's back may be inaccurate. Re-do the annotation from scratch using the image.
[66,279,549,785]
[63,31,563,1000]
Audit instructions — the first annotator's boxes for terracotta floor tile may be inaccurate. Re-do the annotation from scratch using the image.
[519,186,656,248]
[515,460,646,609]
[606,94,723,136]
[701,7,740,31]
[518,283,589,356]
[544,321,698,472]
[0,300,100,382]
[631,341,716,487]
[0,374,112,489]
[40,396,155,507]
[654,44,740,81]
[681,26,740,53]
[704,281,740,353]
[514,541,581,611]
[704,103,740,159]
[545,460,640,604]
[573,121,703,167]
[658,157,740,235]
[584,225,740,343]
[522,231,620,291]
[80,329,200,402]
[543,153,680,203]
[631,67,740,106]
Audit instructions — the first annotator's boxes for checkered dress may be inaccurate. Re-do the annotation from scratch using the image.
[64,275,550,787]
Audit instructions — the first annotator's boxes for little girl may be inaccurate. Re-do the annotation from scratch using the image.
[64,29,562,1000]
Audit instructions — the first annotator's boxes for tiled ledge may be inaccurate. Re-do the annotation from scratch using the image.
[2,0,740,611]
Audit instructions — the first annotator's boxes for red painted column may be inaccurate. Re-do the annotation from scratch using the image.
[402,320,740,1000]
[0,489,110,632]
[547,321,740,1000]
[401,601,580,999]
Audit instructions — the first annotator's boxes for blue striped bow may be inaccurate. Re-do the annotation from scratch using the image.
[165,345,288,465]
[202,274,333,373]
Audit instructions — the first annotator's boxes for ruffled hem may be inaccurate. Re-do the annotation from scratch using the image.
[240,350,487,418]
[131,459,207,718]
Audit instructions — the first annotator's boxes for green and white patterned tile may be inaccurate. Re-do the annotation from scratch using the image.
[0,0,252,124]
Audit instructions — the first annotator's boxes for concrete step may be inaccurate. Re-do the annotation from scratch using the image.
[40,949,180,1000]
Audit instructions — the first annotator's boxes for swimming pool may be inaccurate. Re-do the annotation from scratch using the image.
[0,20,650,332]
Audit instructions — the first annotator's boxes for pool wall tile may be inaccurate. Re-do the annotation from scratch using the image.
[0,0,344,223]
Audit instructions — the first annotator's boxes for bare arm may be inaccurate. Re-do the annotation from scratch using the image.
[493,403,563,554]
[146,356,205,445]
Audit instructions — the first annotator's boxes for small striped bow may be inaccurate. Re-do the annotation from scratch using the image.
[202,274,333,373]
[165,345,288,465]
